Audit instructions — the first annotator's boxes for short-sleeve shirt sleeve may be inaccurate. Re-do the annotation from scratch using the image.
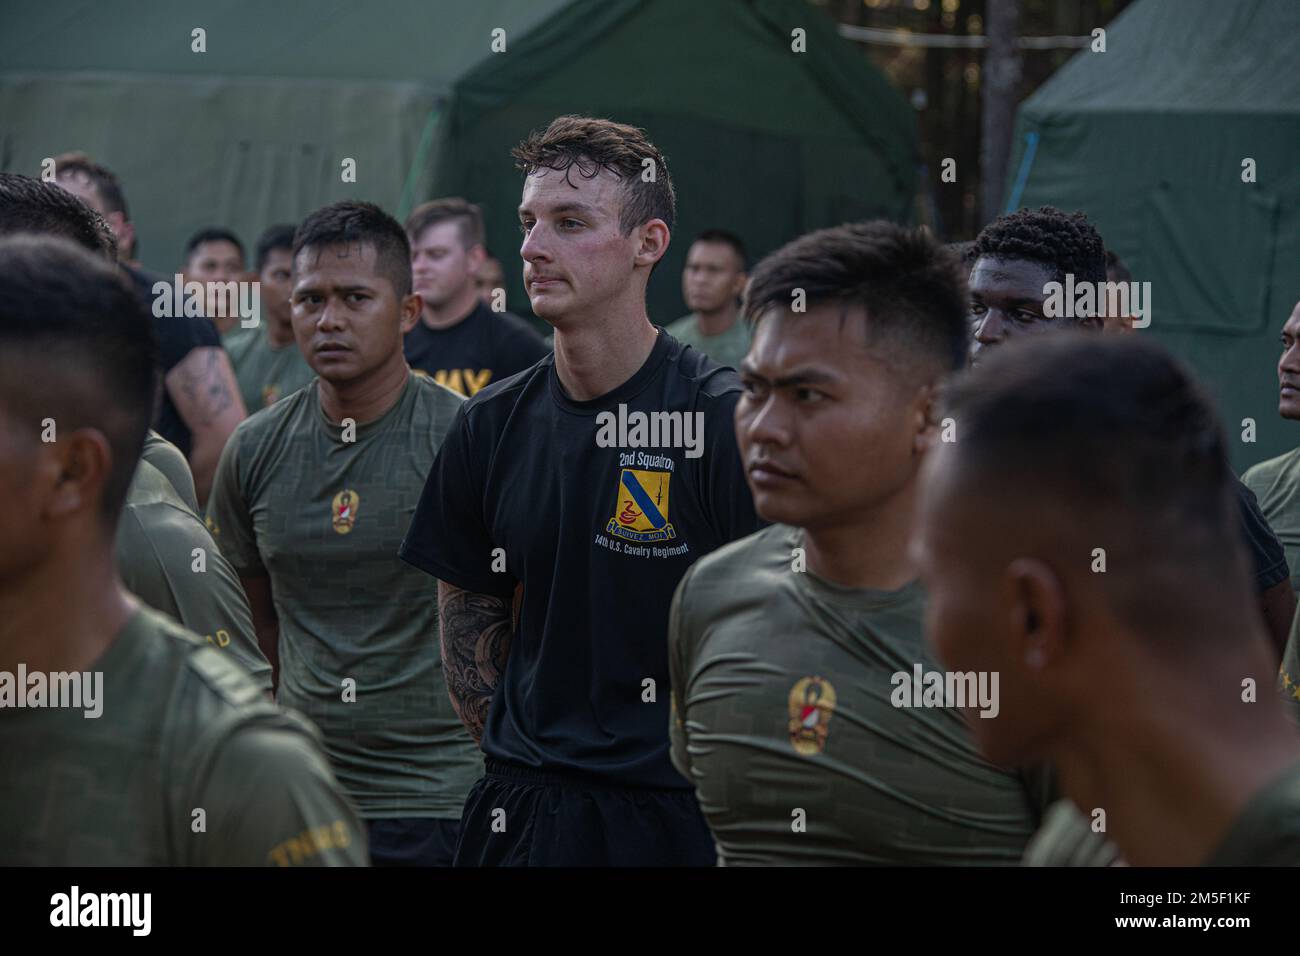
[400,407,516,598]
[204,426,263,576]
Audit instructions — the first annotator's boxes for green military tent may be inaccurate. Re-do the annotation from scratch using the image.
[1004,0,1300,470]
[0,0,916,324]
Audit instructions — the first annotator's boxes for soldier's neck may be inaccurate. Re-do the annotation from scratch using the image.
[317,354,410,427]
[0,547,136,675]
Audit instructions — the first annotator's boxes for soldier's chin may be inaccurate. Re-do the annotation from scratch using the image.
[1281,397,1300,422]
[750,487,806,528]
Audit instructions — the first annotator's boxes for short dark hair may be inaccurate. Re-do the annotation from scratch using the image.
[744,220,970,374]
[693,229,748,271]
[292,201,412,297]
[185,227,246,263]
[1105,248,1133,284]
[51,151,130,219]
[0,235,158,524]
[0,173,118,261]
[942,333,1248,639]
[971,206,1107,289]
[512,115,676,236]
[255,224,297,272]
[406,198,485,250]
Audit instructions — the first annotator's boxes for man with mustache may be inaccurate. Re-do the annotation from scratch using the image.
[667,221,1049,863]
[206,201,482,865]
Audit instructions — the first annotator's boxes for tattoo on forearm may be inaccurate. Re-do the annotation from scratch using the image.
[439,584,514,744]
[174,348,235,427]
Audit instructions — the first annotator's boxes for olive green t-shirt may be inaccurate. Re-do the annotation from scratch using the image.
[224,325,316,412]
[1244,447,1300,598]
[1206,761,1300,865]
[142,430,199,513]
[664,313,751,371]
[0,606,366,865]
[206,372,483,818]
[1022,800,1124,866]
[669,523,1041,865]
[117,459,272,692]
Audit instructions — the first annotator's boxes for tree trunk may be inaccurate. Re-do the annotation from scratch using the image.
[980,0,1022,225]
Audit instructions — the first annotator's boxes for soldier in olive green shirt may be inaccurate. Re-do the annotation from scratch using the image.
[117,458,272,691]
[0,233,363,867]
[208,373,483,847]
[0,607,366,865]
[224,323,315,412]
[205,201,483,865]
[670,524,1046,865]
[666,230,751,370]
[142,430,199,513]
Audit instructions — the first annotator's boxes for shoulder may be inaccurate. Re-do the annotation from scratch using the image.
[1244,447,1300,492]
[409,372,468,441]
[228,383,316,456]
[410,370,468,412]
[677,524,793,619]
[663,332,743,403]
[126,607,266,709]
[460,354,551,425]
[141,431,198,512]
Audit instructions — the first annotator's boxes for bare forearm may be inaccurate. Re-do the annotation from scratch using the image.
[438,581,514,744]
[166,347,246,506]
[241,574,281,693]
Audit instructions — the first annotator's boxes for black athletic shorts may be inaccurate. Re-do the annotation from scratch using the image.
[452,759,717,867]
[366,817,460,866]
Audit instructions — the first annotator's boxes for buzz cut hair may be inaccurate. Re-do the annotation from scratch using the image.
[185,226,246,264]
[941,333,1250,641]
[744,219,969,375]
[405,198,485,251]
[293,200,412,297]
[0,173,118,262]
[0,235,158,525]
[51,151,130,219]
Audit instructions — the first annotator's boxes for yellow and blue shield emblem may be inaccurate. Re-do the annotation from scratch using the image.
[607,469,675,543]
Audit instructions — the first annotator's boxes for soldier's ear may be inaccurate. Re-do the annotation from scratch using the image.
[400,292,423,334]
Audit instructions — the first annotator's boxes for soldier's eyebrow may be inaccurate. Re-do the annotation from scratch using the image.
[739,364,840,389]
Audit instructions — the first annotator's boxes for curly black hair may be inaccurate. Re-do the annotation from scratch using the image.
[970,206,1106,288]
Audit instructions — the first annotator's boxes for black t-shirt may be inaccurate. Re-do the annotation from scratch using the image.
[125,264,222,457]
[402,300,550,397]
[400,330,763,788]
[1236,478,1289,591]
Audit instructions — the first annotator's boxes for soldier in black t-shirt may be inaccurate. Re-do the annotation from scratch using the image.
[401,117,762,866]
[52,153,246,505]
[403,198,548,397]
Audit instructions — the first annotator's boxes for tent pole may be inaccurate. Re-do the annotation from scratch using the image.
[1003,130,1039,214]
[397,104,443,222]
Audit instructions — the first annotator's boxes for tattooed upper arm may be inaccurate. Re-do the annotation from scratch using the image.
[437,580,514,744]
[167,346,240,428]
